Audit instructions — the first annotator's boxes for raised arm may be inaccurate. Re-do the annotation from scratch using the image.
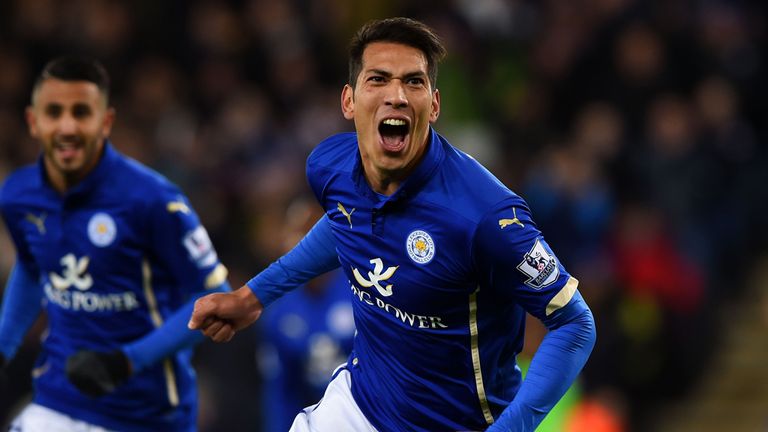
[188,214,340,342]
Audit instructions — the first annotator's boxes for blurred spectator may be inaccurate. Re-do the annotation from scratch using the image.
[257,269,354,431]
[522,141,614,269]
[256,196,354,432]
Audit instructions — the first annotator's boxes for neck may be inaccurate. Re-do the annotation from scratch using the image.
[44,143,105,194]
[362,158,411,196]
[45,162,88,194]
[362,141,431,196]
[366,173,400,196]
[44,160,70,194]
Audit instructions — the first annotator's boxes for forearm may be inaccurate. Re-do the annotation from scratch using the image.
[247,214,339,307]
[0,262,43,360]
[123,282,231,372]
[488,307,596,431]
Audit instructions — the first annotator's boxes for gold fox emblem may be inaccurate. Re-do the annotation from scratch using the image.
[352,258,399,297]
[337,202,355,229]
[25,212,47,234]
[499,208,524,229]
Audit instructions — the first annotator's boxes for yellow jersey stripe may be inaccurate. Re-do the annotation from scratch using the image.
[469,288,494,425]
[162,359,180,407]
[546,276,579,316]
[204,263,228,289]
[142,258,180,407]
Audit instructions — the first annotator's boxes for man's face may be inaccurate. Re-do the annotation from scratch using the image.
[26,78,114,188]
[342,42,440,187]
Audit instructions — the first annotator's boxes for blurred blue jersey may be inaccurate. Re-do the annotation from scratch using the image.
[306,129,585,431]
[258,269,354,432]
[0,143,227,431]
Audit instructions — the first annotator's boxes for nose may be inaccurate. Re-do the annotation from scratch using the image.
[384,80,408,109]
[57,113,78,135]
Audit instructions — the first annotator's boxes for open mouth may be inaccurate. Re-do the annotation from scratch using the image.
[378,118,410,152]
[54,137,84,160]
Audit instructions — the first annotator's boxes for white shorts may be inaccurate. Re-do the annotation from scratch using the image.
[289,365,378,432]
[10,403,113,432]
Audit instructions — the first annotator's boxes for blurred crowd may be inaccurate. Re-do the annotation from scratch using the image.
[1,0,766,431]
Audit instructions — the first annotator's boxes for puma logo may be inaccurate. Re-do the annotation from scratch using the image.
[337,202,355,229]
[25,212,47,234]
[499,208,524,229]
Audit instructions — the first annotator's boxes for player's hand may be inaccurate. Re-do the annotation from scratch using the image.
[188,285,263,343]
[65,350,132,397]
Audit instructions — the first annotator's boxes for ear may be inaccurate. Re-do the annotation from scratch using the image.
[341,84,355,120]
[101,107,116,137]
[429,88,440,123]
[25,106,39,138]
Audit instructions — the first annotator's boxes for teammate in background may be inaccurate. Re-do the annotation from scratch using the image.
[257,197,355,432]
[0,56,230,431]
[190,17,596,431]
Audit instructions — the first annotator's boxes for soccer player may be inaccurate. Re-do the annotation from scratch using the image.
[0,56,231,431]
[189,17,596,431]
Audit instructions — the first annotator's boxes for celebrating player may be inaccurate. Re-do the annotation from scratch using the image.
[189,17,596,431]
[0,56,230,431]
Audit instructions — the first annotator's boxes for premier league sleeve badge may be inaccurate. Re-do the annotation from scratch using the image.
[516,238,559,289]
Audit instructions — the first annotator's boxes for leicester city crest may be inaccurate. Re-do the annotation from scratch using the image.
[516,239,559,289]
[406,230,435,264]
[88,212,117,247]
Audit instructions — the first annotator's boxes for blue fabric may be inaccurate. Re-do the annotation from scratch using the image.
[487,293,596,432]
[247,214,339,307]
[257,270,354,432]
[0,262,42,359]
[0,142,227,432]
[124,281,230,372]
[301,129,594,431]
[247,129,595,430]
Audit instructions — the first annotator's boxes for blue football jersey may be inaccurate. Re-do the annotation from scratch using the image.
[0,143,227,431]
[306,129,583,432]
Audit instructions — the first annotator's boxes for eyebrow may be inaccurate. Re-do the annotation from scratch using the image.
[367,69,427,80]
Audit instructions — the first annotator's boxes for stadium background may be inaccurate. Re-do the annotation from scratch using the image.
[1,0,766,431]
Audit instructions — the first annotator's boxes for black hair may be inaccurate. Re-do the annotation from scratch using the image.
[348,17,446,90]
[32,56,111,103]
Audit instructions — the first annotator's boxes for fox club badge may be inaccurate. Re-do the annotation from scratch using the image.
[406,230,435,264]
[88,212,117,247]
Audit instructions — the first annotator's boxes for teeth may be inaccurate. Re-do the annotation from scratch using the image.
[55,139,80,149]
[382,119,407,126]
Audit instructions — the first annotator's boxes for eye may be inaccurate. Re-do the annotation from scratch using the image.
[72,104,92,119]
[406,77,425,86]
[45,105,62,118]
[367,76,386,83]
